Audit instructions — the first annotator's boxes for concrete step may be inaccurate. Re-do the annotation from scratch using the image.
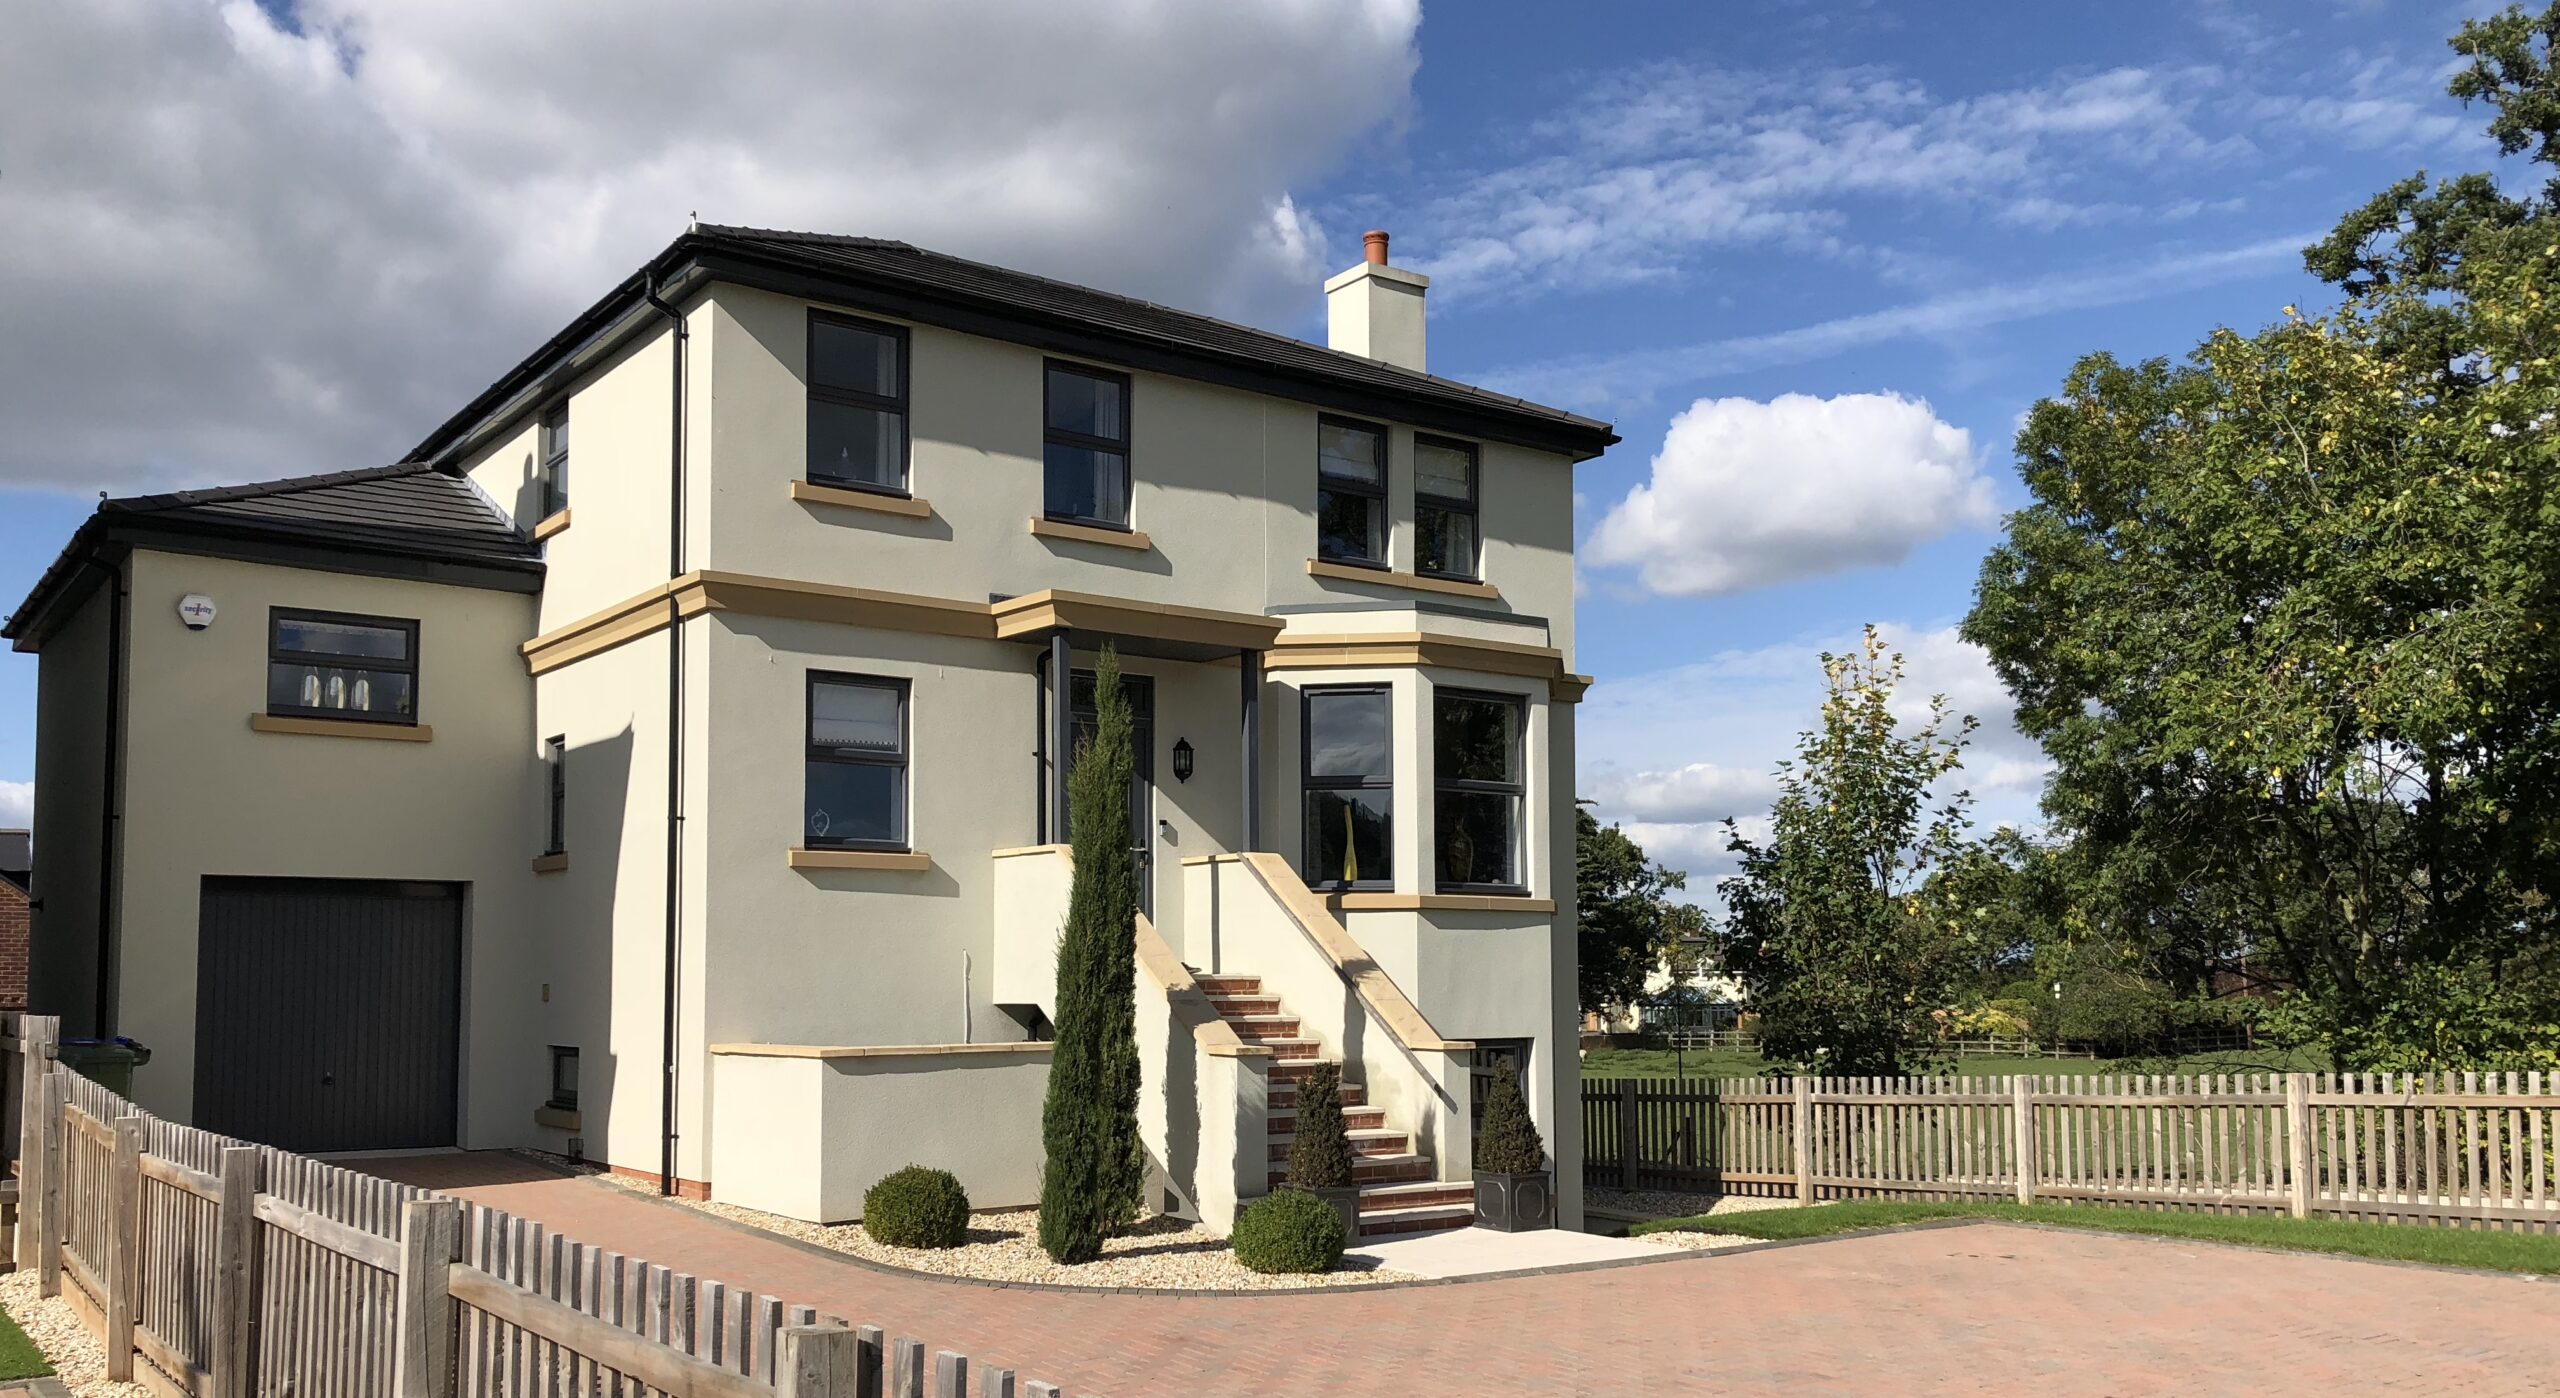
[1266,1128,1409,1162]
[1356,1203,1476,1239]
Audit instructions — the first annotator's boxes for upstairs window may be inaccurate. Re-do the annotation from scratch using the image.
[267,610,419,726]
[1315,417,1387,566]
[540,404,570,517]
[1301,686,1392,889]
[1415,436,1480,581]
[1435,689,1523,891]
[808,313,910,492]
[1044,362,1131,528]
[544,735,567,856]
[806,673,909,850]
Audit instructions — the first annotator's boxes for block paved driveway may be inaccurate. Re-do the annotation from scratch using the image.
[364,1156,2560,1397]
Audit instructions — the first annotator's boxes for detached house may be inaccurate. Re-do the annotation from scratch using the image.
[5,226,1616,1237]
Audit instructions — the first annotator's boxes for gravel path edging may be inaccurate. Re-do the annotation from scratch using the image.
[0,1272,144,1398]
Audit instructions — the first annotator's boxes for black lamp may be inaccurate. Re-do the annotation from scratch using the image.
[1171,737,1195,783]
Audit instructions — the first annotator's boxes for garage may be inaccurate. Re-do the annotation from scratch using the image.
[192,876,463,1153]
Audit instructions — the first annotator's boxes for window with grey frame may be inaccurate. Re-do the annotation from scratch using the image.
[807,312,911,493]
[543,734,567,856]
[540,403,570,517]
[1315,416,1387,566]
[1043,361,1131,528]
[266,609,419,725]
[1435,688,1524,891]
[1415,435,1480,580]
[548,1046,578,1111]
[805,673,909,850]
[1301,685,1393,889]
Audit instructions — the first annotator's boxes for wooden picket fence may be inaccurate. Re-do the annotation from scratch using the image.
[1584,1072,2560,1231]
[4,1014,1091,1398]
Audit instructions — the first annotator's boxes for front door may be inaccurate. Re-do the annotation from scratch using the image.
[1040,666,1157,917]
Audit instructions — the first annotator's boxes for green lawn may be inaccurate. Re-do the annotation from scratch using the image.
[1630,1200,2560,1275]
[1583,1046,2326,1081]
[0,1304,54,1382]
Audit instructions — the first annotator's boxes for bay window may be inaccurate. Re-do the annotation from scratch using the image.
[1301,686,1392,888]
[1434,689,1524,891]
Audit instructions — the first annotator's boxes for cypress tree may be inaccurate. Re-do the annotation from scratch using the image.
[1284,1061,1355,1189]
[1037,646,1144,1263]
[1474,1061,1547,1175]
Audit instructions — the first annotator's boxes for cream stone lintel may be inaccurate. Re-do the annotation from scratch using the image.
[1304,558,1500,602]
[991,843,1073,859]
[1331,893,1557,914]
[532,510,573,542]
[792,480,934,519]
[990,589,1281,653]
[247,714,434,743]
[788,847,933,872]
[706,1041,1053,1060]
[1029,517,1152,551]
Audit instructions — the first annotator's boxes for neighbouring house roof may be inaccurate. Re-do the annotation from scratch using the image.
[407,224,1621,470]
[5,464,544,651]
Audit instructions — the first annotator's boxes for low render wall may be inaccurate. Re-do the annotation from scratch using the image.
[708,1043,1052,1222]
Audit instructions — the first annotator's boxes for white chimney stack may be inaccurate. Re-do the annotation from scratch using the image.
[1325,230,1429,372]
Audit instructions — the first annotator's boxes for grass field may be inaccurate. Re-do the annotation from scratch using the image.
[1629,1200,2560,1274]
[0,1305,54,1382]
[1582,1046,2327,1081]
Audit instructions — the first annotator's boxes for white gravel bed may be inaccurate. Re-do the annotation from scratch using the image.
[1633,1230,1762,1252]
[0,1270,145,1398]
[602,1174,1422,1291]
[1585,1187,1810,1221]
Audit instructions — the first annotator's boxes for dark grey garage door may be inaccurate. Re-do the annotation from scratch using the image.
[194,877,463,1153]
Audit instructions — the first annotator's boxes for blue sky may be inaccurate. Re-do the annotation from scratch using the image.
[0,0,2509,888]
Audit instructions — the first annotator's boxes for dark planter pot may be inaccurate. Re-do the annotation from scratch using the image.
[1473,1170,1554,1232]
[1306,1185,1363,1245]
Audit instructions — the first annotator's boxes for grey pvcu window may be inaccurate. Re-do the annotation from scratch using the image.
[1044,361,1132,529]
[1435,689,1524,892]
[807,312,911,493]
[1470,1040,1530,1145]
[1314,416,1388,566]
[540,403,570,517]
[548,1046,578,1111]
[544,735,567,856]
[1415,435,1481,581]
[1301,686,1393,889]
[806,672,910,850]
[267,609,419,726]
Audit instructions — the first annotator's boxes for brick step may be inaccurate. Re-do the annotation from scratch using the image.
[1256,1038,1323,1061]
[1194,975,1262,996]
[1204,994,1280,1017]
[1357,1204,1476,1239]
[1223,1015,1304,1040]
[1269,1081,1366,1109]
[1266,1128,1408,1163]
[1267,1153,1429,1191]
[1268,1107,1385,1135]
[1355,1180,1475,1214]
[1269,1059,1353,1084]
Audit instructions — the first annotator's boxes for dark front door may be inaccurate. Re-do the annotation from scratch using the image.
[193,877,463,1153]
[1039,666,1157,917]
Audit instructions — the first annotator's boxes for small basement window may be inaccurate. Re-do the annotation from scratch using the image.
[548,1046,578,1111]
[267,609,420,725]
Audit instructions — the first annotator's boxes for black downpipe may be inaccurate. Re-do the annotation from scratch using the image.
[94,556,128,1036]
[646,276,689,1196]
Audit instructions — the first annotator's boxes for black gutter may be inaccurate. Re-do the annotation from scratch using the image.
[94,555,126,1036]
[646,274,690,1197]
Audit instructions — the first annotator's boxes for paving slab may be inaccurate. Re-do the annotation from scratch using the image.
[1344,1225,1668,1278]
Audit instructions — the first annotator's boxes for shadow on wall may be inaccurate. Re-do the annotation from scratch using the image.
[547,722,635,1170]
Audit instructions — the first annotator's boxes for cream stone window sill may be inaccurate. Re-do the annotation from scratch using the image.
[1305,558,1499,601]
[531,852,569,874]
[532,509,573,542]
[792,480,933,519]
[534,1106,581,1131]
[788,847,933,872]
[1029,517,1151,551]
[249,714,432,743]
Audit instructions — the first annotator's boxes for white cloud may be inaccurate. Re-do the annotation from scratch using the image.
[0,782,28,830]
[0,0,1419,494]
[1584,392,1995,598]
[1586,763,1781,826]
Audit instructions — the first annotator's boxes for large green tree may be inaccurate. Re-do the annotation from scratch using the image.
[1575,807,1704,1015]
[1963,3,2560,1072]
[1037,647,1146,1263]
[1718,629,1983,1074]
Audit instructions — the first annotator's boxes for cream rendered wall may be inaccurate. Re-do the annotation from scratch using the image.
[109,549,542,1143]
[709,1050,1052,1222]
[26,577,114,1035]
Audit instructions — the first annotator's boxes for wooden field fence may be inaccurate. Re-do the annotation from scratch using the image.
[3,1014,1092,1398]
[1584,1072,2559,1231]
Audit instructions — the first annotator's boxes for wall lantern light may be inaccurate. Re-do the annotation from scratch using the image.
[1171,738,1195,783]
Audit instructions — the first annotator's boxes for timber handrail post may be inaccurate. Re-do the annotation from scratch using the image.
[211,1146,261,1398]
[32,1072,62,1297]
[13,1018,58,1272]
[106,1114,145,1382]
[2011,1076,2037,1206]
[2285,1072,2314,1220]
[1617,1080,1639,1189]
[776,1323,867,1398]
[393,1196,462,1398]
[1791,1075,1814,1205]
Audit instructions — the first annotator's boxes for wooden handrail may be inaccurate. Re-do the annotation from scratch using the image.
[1235,852,1472,1055]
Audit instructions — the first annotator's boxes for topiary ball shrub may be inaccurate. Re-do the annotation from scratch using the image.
[1231,1188,1346,1275]
[863,1165,971,1249]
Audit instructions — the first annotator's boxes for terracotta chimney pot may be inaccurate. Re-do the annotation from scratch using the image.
[1363,230,1391,266]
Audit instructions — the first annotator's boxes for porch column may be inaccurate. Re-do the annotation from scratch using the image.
[1049,629,1073,843]
[1239,647,1262,850]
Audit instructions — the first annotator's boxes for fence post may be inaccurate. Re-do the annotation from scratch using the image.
[853,1324,885,1398]
[32,1072,61,1297]
[776,1324,866,1398]
[1617,1080,1639,1189]
[1791,1076,1814,1206]
[14,1019,58,1272]
[980,1368,1015,1398]
[932,1351,966,1398]
[891,1337,926,1398]
[106,1114,144,1382]
[210,1146,261,1398]
[2011,1076,2037,1206]
[2285,1072,2313,1220]
[393,1196,461,1398]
